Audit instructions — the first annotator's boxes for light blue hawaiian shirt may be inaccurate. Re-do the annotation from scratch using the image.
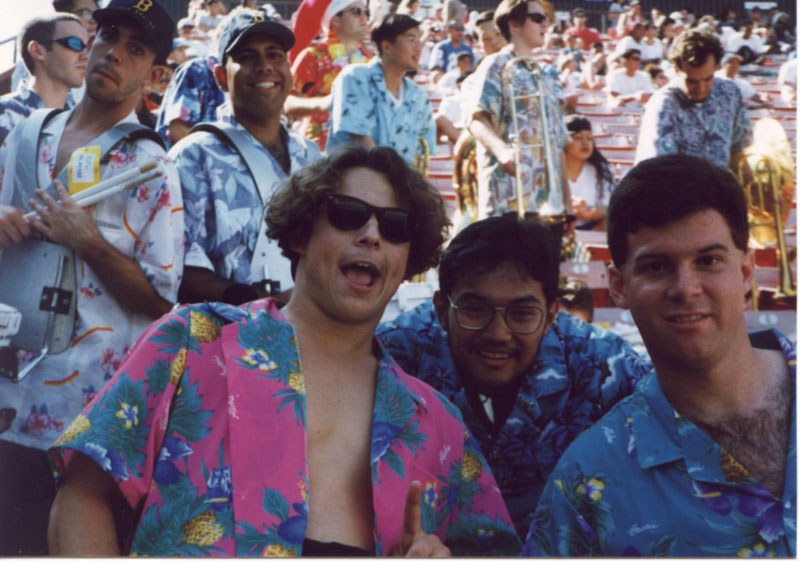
[377,302,652,536]
[523,329,796,557]
[464,45,569,218]
[169,104,321,290]
[0,83,46,145]
[635,76,753,168]
[326,58,435,165]
[156,56,226,148]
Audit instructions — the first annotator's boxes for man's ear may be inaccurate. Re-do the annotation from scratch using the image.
[145,65,167,90]
[607,263,629,309]
[543,298,559,332]
[27,40,46,66]
[213,63,229,92]
[740,248,755,304]
[432,290,449,330]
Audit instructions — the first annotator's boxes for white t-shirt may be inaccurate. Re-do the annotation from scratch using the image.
[778,58,797,102]
[725,33,767,55]
[569,162,614,227]
[612,36,645,60]
[436,93,464,127]
[605,68,653,95]
[639,38,664,61]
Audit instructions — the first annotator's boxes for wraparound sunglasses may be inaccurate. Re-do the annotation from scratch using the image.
[324,193,412,243]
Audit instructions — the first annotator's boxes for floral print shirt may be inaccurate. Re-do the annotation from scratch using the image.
[0,83,45,145]
[169,104,321,290]
[464,44,569,218]
[377,303,651,536]
[156,56,226,148]
[291,33,370,149]
[523,330,796,557]
[635,76,753,168]
[0,108,184,451]
[50,299,521,556]
[326,58,436,165]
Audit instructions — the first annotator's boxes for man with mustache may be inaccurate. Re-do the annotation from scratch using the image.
[0,13,88,144]
[0,0,182,554]
[171,8,321,306]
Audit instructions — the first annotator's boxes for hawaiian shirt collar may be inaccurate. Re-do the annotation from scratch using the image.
[218,102,308,164]
[632,332,796,495]
[666,76,720,110]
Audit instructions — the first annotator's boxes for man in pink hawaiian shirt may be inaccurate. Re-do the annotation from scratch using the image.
[285,0,371,149]
[48,145,522,556]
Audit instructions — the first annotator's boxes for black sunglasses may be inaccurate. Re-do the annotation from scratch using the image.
[526,12,547,23]
[339,6,365,16]
[42,36,87,52]
[325,193,412,243]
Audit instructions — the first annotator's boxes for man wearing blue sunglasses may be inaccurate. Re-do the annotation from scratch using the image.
[0,14,88,145]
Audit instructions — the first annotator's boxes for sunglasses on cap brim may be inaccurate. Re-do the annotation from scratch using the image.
[324,193,412,243]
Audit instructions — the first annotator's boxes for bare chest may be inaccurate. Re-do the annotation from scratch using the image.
[54,129,101,178]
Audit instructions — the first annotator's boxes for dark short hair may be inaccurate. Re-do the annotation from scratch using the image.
[19,13,82,72]
[494,0,533,42]
[559,277,594,322]
[439,216,560,306]
[622,47,642,59]
[266,145,450,279]
[371,13,420,56]
[52,0,81,11]
[475,10,495,27]
[669,29,724,69]
[607,154,749,267]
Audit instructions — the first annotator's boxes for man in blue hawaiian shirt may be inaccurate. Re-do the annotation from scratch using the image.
[171,8,322,305]
[635,30,752,169]
[326,13,435,167]
[155,54,226,147]
[377,216,651,536]
[0,14,88,144]
[523,154,796,557]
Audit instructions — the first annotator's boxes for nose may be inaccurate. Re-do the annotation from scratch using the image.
[356,215,381,247]
[667,265,702,301]
[481,308,514,340]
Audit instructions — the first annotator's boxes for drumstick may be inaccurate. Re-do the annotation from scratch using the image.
[23,161,162,220]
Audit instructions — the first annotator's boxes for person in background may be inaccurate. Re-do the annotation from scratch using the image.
[428,19,474,84]
[777,56,796,103]
[434,68,471,144]
[645,61,668,88]
[327,13,435,166]
[716,52,769,108]
[473,9,506,61]
[0,14,88,144]
[286,0,370,150]
[563,115,615,231]
[523,153,795,558]
[562,7,600,51]
[639,20,664,64]
[605,48,653,108]
[396,0,419,17]
[558,276,594,323]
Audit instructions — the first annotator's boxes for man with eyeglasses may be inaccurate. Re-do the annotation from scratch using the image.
[285,0,371,150]
[171,9,321,307]
[48,145,521,556]
[377,216,651,536]
[0,14,88,145]
[326,13,435,166]
[0,0,182,555]
[466,0,571,220]
[604,48,653,108]
[428,18,474,84]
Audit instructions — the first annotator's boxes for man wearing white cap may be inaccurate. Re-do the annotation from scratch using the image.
[285,0,371,149]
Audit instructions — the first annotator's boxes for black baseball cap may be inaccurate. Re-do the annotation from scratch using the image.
[572,8,586,17]
[218,9,295,64]
[93,0,175,65]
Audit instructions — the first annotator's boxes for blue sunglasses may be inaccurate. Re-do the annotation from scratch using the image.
[42,36,88,53]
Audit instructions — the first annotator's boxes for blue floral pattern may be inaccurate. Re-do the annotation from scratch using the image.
[523,330,796,557]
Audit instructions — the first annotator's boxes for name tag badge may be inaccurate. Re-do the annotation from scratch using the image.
[68,146,102,195]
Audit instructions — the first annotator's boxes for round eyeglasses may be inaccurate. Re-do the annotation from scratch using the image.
[447,296,545,334]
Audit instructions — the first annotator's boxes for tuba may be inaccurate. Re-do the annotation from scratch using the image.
[500,56,580,260]
[734,118,796,304]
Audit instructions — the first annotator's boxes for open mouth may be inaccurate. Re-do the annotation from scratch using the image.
[669,314,705,323]
[342,262,380,288]
[255,80,279,90]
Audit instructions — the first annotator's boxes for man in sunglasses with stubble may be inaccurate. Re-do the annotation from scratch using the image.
[172,8,321,308]
[0,0,182,555]
[377,216,652,537]
[49,145,521,556]
[0,13,88,144]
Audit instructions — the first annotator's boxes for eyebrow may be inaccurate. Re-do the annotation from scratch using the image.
[457,292,545,306]
[633,243,731,263]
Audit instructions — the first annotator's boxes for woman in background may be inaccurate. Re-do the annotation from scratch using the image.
[563,115,615,230]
